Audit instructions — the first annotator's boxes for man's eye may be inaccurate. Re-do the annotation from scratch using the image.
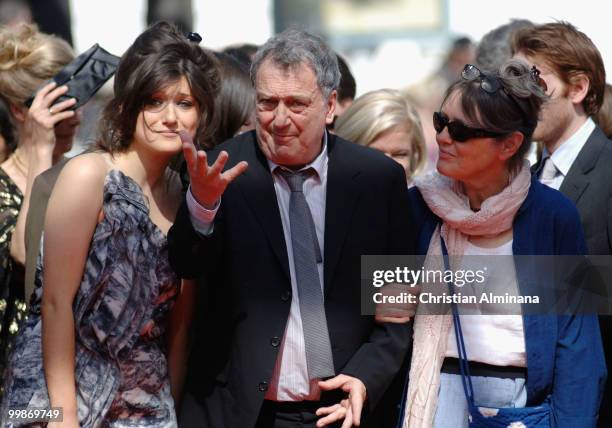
[258,99,276,109]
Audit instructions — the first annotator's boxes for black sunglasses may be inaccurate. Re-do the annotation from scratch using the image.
[433,111,508,142]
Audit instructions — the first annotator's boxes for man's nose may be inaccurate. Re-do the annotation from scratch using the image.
[272,103,290,128]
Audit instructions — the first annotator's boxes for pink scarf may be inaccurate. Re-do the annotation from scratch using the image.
[402,162,531,427]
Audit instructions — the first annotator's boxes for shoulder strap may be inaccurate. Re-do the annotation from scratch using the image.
[441,237,475,405]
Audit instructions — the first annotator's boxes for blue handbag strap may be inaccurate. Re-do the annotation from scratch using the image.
[394,234,477,428]
[440,236,476,406]
[395,360,411,428]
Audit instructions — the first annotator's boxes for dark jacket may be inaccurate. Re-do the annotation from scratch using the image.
[168,130,414,427]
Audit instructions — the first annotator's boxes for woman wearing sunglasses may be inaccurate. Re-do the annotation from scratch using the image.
[388,61,606,427]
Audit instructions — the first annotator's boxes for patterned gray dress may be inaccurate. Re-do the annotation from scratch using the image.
[0,169,180,427]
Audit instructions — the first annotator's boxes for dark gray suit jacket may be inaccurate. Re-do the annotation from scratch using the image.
[532,125,612,255]
[533,124,612,426]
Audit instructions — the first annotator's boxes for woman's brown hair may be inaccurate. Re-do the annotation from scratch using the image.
[211,52,255,145]
[97,22,220,153]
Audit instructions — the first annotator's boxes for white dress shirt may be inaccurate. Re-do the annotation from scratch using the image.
[186,134,329,401]
[538,118,595,190]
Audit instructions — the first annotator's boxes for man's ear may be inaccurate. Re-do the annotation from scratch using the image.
[567,73,590,105]
[325,90,337,125]
[499,131,524,161]
[10,103,26,123]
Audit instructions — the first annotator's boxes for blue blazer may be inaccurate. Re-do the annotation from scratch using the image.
[406,177,606,427]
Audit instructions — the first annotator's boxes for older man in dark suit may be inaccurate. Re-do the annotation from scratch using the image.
[168,29,413,427]
[513,22,612,426]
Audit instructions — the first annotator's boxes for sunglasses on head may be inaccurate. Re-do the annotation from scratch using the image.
[461,64,529,125]
[462,64,503,93]
[433,111,508,142]
[529,65,548,92]
[462,63,548,93]
[186,32,203,43]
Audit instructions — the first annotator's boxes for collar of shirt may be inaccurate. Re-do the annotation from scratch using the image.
[266,131,329,183]
[542,117,595,177]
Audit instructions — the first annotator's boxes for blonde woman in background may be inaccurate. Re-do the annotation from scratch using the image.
[0,24,77,393]
[334,89,427,184]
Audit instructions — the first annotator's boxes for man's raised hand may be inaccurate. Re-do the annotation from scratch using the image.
[180,131,248,207]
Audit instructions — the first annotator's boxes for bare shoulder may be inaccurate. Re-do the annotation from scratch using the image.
[57,152,110,187]
[51,153,110,215]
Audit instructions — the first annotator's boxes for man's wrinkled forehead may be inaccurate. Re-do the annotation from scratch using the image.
[255,58,320,90]
[261,58,307,75]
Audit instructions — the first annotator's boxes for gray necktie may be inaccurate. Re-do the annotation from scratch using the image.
[278,168,335,379]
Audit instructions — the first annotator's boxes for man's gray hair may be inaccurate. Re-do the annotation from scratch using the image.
[475,19,534,72]
[250,28,340,98]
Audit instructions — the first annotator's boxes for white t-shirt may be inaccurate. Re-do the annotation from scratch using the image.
[445,239,526,367]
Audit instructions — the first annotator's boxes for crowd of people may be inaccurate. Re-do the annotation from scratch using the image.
[0,13,609,428]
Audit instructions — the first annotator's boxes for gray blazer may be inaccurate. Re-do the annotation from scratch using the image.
[23,157,68,303]
[532,124,612,427]
[532,125,612,255]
